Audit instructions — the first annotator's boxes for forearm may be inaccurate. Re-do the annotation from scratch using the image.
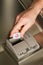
[28,0,43,19]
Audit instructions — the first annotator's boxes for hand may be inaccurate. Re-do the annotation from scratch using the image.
[10,9,36,37]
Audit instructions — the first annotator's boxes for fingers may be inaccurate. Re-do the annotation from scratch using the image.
[21,24,30,36]
[15,13,22,24]
[15,11,25,24]
[10,29,19,37]
[10,16,21,37]
[10,18,26,37]
[21,21,35,36]
[15,15,20,24]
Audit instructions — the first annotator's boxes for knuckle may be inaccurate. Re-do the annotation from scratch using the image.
[16,15,19,19]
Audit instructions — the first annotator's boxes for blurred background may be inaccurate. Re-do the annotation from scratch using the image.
[0,0,24,44]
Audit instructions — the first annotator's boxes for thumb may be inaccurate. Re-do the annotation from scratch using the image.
[15,14,21,24]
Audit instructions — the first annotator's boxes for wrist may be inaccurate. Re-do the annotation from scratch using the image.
[39,0,43,7]
[30,0,43,19]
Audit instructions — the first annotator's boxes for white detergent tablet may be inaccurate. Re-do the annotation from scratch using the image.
[13,33,21,39]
